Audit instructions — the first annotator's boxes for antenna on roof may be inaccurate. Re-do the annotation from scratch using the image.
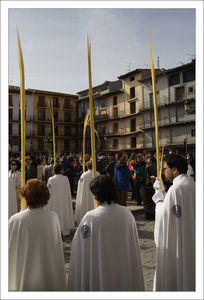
[157,56,160,69]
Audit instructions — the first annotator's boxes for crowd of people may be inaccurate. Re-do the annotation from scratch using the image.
[8,148,196,292]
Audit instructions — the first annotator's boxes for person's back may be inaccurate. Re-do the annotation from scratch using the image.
[47,164,74,236]
[9,208,66,291]
[68,175,144,291]
[75,161,100,225]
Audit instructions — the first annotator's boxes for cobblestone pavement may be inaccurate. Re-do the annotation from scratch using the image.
[62,207,156,291]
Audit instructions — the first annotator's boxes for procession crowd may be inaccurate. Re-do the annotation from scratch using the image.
[8,149,196,292]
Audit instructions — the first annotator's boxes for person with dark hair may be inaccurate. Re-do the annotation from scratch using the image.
[133,153,147,206]
[68,175,144,291]
[9,179,66,291]
[47,163,74,236]
[114,154,131,206]
[25,156,37,182]
[152,154,195,291]
[96,152,109,175]
[105,153,116,178]
[75,161,100,225]
[127,152,137,201]
[44,158,54,184]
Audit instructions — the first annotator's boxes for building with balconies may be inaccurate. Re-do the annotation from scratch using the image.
[31,89,78,154]
[9,86,34,154]
[9,86,78,155]
[139,59,195,154]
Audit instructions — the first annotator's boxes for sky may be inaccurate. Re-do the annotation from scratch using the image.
[8,6,196,95]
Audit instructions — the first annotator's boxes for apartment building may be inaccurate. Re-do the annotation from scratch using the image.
[139,59,195,154]
[9,86,33,154]
[9,86,78,155]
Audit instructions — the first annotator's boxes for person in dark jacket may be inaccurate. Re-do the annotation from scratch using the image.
[114,154,131,206]
[105,153,115,179]
[25,156,37,182]
[133,153,147,206]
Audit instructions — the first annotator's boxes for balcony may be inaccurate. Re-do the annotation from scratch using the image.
[63,104,73,110]
[37,102,47,108]
[94,114,108,121]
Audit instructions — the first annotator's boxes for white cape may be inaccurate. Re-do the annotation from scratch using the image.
[47,174,74,235]
[75,169,99,225]
[154,174,195,291]
[68,203,144,291]
[9,208,66,291]
[9,177,18,218]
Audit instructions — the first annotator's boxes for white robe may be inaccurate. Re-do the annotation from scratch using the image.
[154,174,195,291]
[47,174,74,235]
[75,169,100,225]
[9,208,66,291]
[68,203,145,291]
[8,177,18,218]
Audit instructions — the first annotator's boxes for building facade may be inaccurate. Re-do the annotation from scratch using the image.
[139,60,195,155]
[9,86,78,155]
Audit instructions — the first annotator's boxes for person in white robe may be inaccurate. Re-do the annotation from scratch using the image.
[9,179,66,291]
[68,175,144,291]
[9,177,18,218]
[8,160,21,211]
[47,163,74,236]
[152,154,195,291]
[75,160,100,225]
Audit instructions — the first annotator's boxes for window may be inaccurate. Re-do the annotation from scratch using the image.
[38,125,45,136]
[113,107,118,117]
[38,110,45,121]
[54,126,58,136]
[183,69,195,83]
[64,98,70,109]
[64,126,71,136]
[9,95,13,106]
[130,101,136,114]
[18,124,21,136]
[13,139,18,146]
[149,93,153,108]
[54,111,58,121]
[101,124,106,134]
[64,112,71,122]
[191,129,195,137]
[131,137,136,148]
[130,87,135,99]
[101,99,105,108]
[38,139,44,151]
[188,86,195,94]
[130,76,135,81]
[9,109,13,120]
[175,87,185,100]
[9,123,12,135]
[38,96,45,106]
[168,73,180,86]
[64,139,70,151]
[113,139,118,149]
[113,123,118,133]
[113,96,117,106]
[131,119,136,132]
[52,97,59,108]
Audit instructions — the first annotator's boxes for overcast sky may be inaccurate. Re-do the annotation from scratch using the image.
[8,7,195,94]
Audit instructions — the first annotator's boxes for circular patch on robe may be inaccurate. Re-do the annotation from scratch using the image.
[171,205,182,217]
[80,177,83,182]
[80,224,91,238]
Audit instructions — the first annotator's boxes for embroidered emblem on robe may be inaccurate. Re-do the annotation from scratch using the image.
[80,224,91,238]
[80,178,83,182]
[171,205,182,217]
